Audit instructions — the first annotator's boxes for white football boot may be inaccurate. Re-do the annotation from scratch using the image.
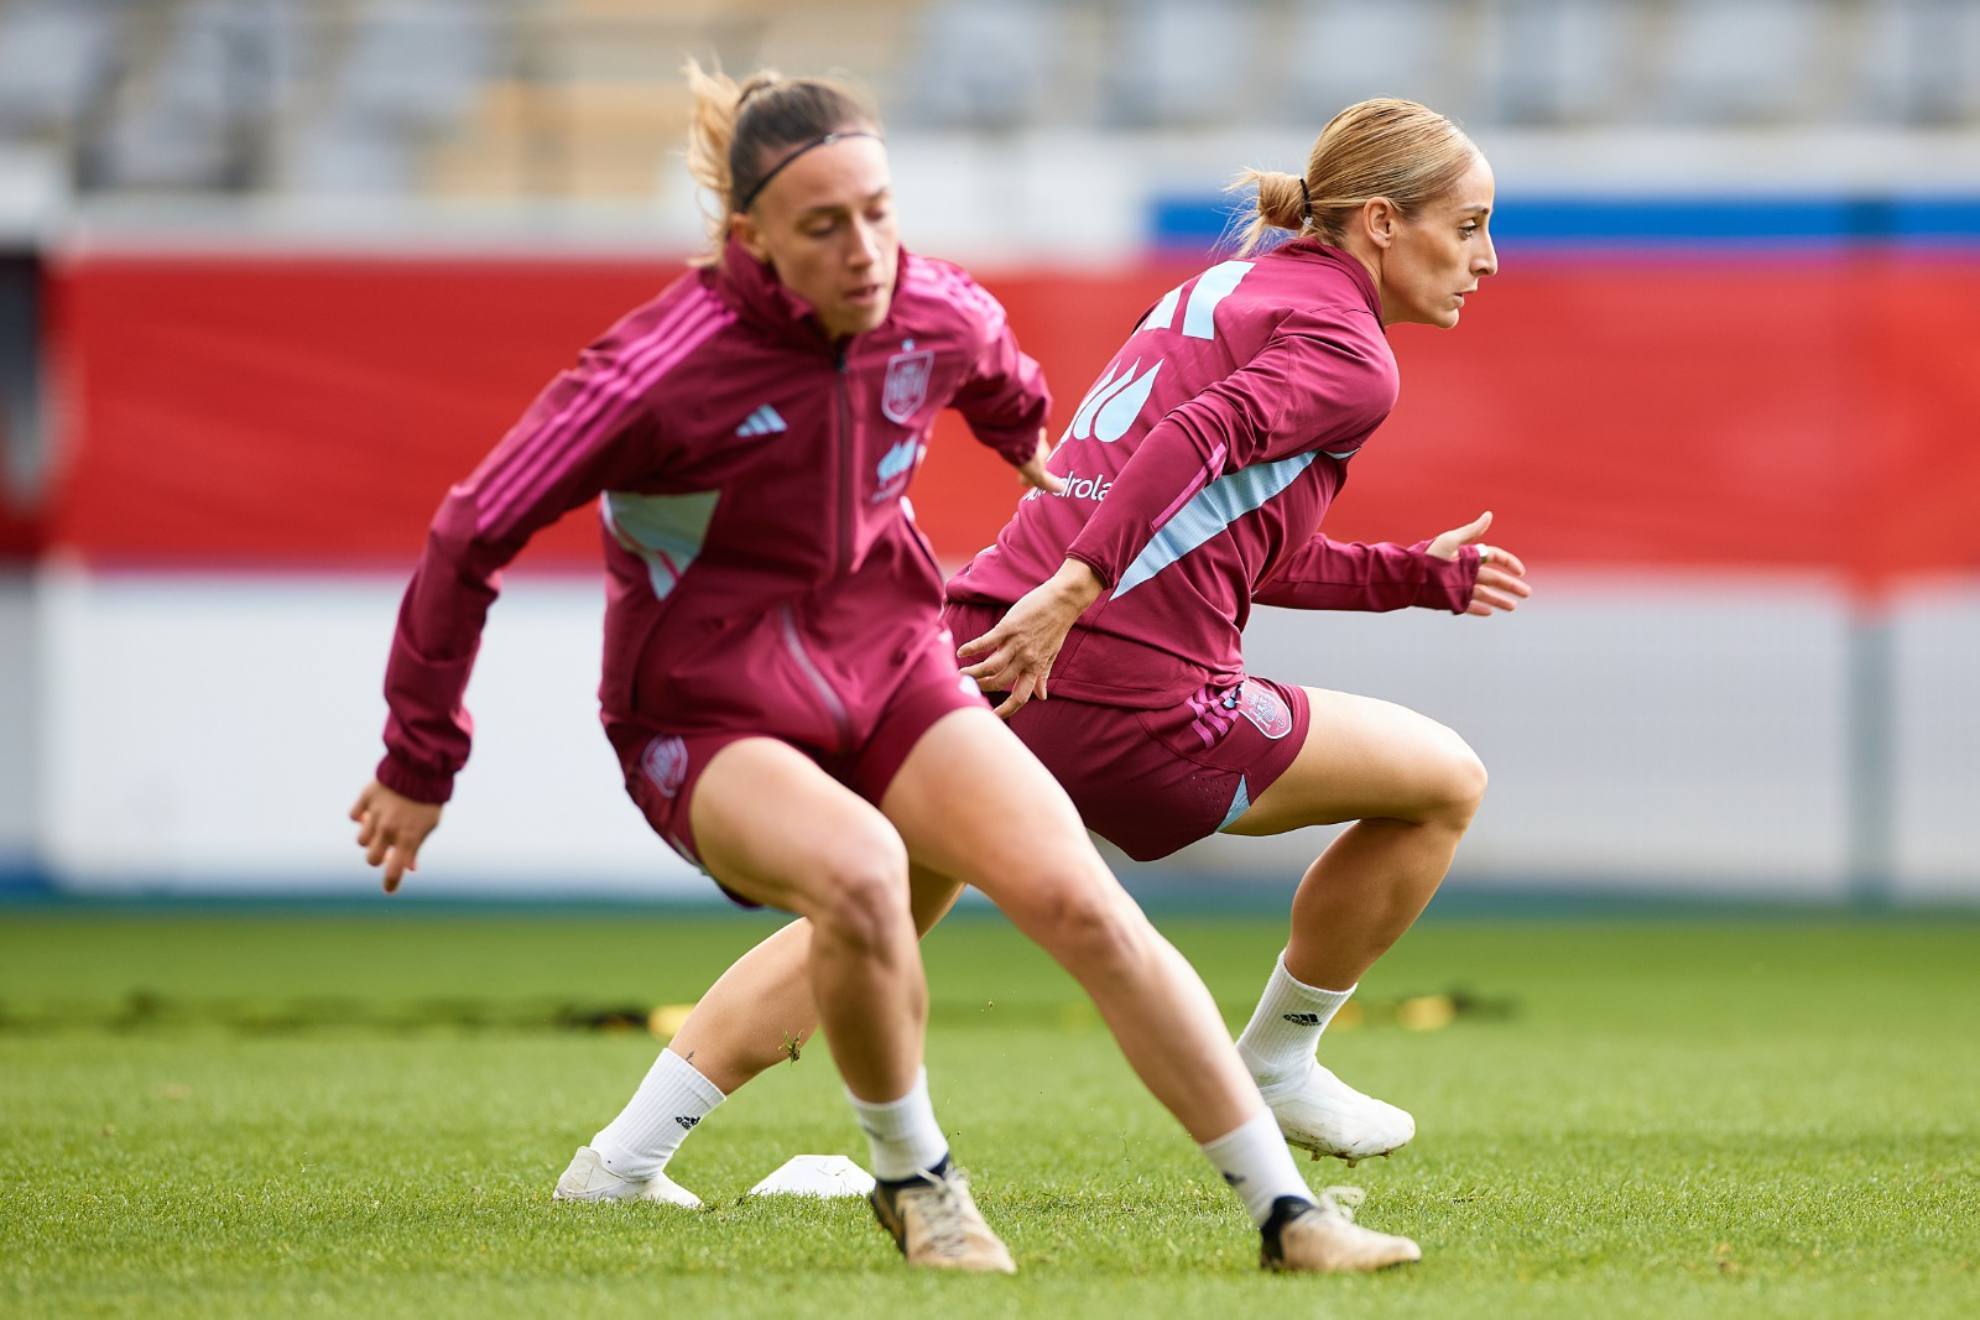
[1262,1063,1415,1164]
[552,1146,704,1209]
[1260,1186,1422,1273]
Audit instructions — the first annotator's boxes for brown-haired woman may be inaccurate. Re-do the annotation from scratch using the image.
[352,66,1416,1274]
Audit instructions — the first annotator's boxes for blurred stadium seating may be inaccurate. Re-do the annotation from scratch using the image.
[0,1,1975,905]
[0,0,1977,198]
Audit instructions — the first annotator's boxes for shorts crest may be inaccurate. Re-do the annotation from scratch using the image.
[640,734,690,798]
[1235,679,1293,740]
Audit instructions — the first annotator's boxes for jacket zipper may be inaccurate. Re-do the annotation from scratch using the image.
[778,602,853,749]
[835,345,854,578]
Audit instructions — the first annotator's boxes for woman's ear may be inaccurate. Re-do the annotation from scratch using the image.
[731,211,770,262]
[1360,197,1399,250]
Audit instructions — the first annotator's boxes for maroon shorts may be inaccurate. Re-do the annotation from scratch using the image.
[603,639,987,890]
[999,674,1311,862]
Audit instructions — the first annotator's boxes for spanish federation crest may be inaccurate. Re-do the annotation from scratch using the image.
[640,735,690,798]
[1235,680,1293,740]
[881,345,934,424]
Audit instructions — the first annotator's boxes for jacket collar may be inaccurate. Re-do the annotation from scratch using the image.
[714,237,909,354]
[1275,238,1382,321]
[715,237,826,349]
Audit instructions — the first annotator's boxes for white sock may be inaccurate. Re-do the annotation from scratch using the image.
[1201,1109,1312,1226]
[590,1048,726,1180]
[846,1067,948,1182]
[1235,950,1355,1094]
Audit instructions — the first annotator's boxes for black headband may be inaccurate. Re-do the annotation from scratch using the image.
[1298,177,1313,223]
[737,130,882,212]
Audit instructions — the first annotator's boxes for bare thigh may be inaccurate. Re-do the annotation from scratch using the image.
[878,707,1101,886]
[1225,687,1485,836]
[690,736,908,914]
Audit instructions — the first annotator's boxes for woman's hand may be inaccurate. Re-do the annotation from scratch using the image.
[350,780,442,894]
[1428,510,1531,616]
[1015,429,1065,495]
[958,559,1103,718]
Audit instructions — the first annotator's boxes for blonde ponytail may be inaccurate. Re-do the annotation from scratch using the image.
[1229,168,1310,254]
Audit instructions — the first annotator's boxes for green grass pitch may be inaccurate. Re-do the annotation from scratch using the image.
[2,907,1976,1318]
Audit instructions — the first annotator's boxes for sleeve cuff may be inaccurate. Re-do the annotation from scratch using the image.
[972,419,1043,468]
[1416,543,1479,614]
[376,753,456,805]
[1063,548,1117,591]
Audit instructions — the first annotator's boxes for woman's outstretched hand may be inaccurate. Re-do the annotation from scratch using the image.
[958,559,1103,718]
[350,780,442,894]
[1428,510,1531,616]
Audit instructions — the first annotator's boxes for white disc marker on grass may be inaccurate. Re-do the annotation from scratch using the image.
[747,1155,877,1199]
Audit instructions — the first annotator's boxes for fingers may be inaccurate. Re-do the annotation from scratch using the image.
[1429,510,1493,561]
[1465,565,1531,616]
[1478,565,1532,599]
[992,672,1038,720]
[1018,431,1066,494]
[379,831,425,893]
[971,659,1025,695]
[1019,462,1067,495]
[355,779,439,893]
[361,812,426,883]
[958,628,1026,691]
[1437,509,1493,552]
[959,643,1013,683]
[958,603,1059,710]
[963,643,1045,703]
[956,629,1000,662]
[1485,544,1528,577]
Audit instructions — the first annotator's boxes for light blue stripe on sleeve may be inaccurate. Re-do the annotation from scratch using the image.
[1111,451,1317,598]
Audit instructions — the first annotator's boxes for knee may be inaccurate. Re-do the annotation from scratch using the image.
[811,837,912,955]
[1423,732,1488,830]
[1012,873,1150,980]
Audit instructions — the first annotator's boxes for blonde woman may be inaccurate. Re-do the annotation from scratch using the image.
[950,98,1523,1162]
[353,66,1415,1275]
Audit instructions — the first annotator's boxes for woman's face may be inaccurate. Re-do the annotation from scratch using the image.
[1375,152,1498,329]
[734,134,899,340]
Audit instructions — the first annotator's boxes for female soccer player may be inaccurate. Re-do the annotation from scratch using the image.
[351,65,1416,1275]
[567,97,1521,1210]
[951,96,1519,1161]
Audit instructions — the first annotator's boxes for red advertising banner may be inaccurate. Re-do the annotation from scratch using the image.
[46,250,1980,586]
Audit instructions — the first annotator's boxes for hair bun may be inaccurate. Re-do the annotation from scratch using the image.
[736,73,783,108]
[1254,171,1308,231]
